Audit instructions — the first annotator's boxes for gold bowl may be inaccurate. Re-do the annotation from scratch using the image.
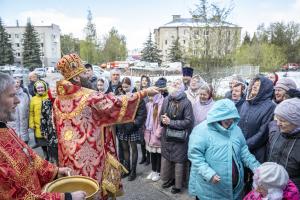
[43,176,99,200]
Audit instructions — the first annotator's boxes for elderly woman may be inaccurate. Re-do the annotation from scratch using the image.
[193,84,214,127]
[274,78,297,104]
[185,75,205,105]
[239,75,276,163]
[160,79,194,194]
[268,98,300,190]
[231,82,246,113]
[188,99,260,200]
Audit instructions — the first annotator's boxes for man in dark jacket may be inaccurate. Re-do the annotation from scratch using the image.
[85,64,98,90]
[238,75,276,163]
[268,98,300,190]
[107,68,122,94]
[28,72,38,96]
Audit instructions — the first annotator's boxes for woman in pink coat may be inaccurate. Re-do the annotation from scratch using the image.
[144,78,166,182]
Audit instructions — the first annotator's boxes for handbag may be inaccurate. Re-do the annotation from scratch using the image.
[166,128,187,142]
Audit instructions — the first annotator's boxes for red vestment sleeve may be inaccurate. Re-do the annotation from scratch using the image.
[0,172,64,199]
[89,91,146,126]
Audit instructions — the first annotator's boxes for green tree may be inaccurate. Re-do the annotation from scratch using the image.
[242,32,251,45]
[60,34,80,55]
[84,9,97,43]
[251,33,259,45]
[141,32,162,65]
[101,27,127,62]
[0,18,14,65]
[232,43,286,72]
[188,0,235,83]
[167,38,184,62]
[80,9,101,64]
[22,21,42,69]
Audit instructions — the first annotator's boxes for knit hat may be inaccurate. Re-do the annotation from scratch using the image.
[254,162,289,190]
[155,77,167,88]
[274,98,300,126]
[275,78,297,91]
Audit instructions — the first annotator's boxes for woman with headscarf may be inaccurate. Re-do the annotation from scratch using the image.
[185,75,205,106]
[238,75,276,192]
[193,84,214,127]
[160,79,194,194]
[268,98,300,190]
[139,75,151,165]
[97,77,109,94]
[116,77,147,181]
[40,86,58,164]
[29,80,49,160]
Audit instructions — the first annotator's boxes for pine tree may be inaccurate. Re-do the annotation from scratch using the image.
[251,33,259,45]
[0,18,14,65]
[141,32,162,65]
[167,38,184,62]
[242,32,251,45]
[22,21,42,69]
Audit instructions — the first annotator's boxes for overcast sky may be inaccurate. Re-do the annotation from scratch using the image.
[1,0,300,50]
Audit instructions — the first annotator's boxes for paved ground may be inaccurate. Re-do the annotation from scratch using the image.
[32,73,194,200]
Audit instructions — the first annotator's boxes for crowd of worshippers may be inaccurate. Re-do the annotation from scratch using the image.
[7,64,300,200]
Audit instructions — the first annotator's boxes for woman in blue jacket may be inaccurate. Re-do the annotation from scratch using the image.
[188,99,260,200]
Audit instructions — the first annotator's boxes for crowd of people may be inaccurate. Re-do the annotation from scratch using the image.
[1,53,300,200]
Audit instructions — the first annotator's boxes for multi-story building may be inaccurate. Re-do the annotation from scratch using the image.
[5,24,61,68]
[154,15,242,62]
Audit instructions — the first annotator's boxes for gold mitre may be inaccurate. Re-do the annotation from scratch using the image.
[56,53,86,80]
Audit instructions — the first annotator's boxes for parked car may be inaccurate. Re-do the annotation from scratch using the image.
[34,67,47,78]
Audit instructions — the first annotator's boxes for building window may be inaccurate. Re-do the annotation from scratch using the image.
[16,43,20,47]
[165,50,167,54]
[194,30,199,35]
[41,52,44,56]
[183,40,186,44]
[17,53,20,57]
[165,40,167,45]
[41,43,44,47]
[53,34,56,39]
[8,34,11,38]
[15,34,19,38]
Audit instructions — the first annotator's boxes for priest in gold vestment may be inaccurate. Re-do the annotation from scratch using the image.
[53,54,158,199]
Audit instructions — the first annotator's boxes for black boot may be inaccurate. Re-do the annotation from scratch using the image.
[128,159,137,181]
[144,151,150,166]
[139,143,147,164]
[121,161,130,179]
[162,179,175,188]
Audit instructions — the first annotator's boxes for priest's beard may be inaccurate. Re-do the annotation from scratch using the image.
[80,77,92,89]
[0,107,16,122]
